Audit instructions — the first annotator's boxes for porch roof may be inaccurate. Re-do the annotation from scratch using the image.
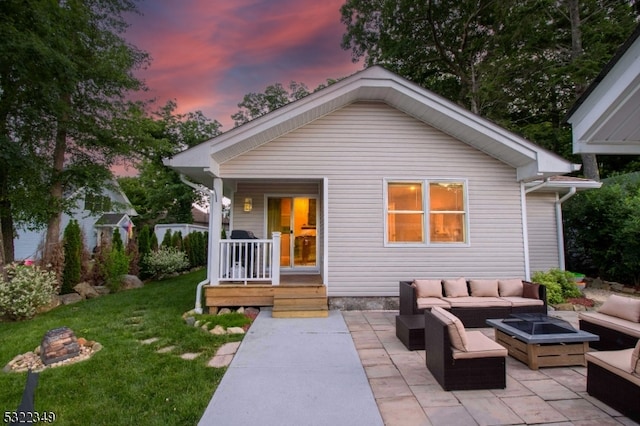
[166,66,578,187]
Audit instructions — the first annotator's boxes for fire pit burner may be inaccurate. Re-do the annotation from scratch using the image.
[40,327,81,366]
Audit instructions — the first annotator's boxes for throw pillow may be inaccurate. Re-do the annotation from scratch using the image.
[470,279,499,297]
[522,282,540,300]
[431,306,468,351]
[498,279,524,297]
[413,279,443,298]
[599,294,640,323]
[630,340,640,374]
[443,277,469,297]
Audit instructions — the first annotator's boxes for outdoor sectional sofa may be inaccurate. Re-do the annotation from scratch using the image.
[579,294,640,350]
[424,306,508,390]
[585,340,640,422]
[399,278,547,328]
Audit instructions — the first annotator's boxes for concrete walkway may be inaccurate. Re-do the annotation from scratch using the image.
[198,310,384,426]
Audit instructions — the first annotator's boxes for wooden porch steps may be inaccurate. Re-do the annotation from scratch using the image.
[204,281,327,316]
[272,293,329,318]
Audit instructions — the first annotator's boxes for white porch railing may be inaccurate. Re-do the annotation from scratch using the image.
[217,233,281,285]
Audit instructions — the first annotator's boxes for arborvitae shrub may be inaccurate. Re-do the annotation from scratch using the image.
[171,231,183,250]
[61,220,82,294]
[138,225,151,258]
[112,227,124,252]
[161,229,172,248]
[150,231,158,251]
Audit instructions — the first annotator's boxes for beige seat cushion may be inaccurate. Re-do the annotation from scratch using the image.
[431,306,467,351]
[443,277,468,297]
[598,294,640,323]
[470,279,499,297]
[586,349,640,387]
[417,297,451,309]
[452,331,508,359]
[413,279,443,298]
[579,311,640,338]
[498,279,523,297]
[499,296,545,307]
[442,296,512,308]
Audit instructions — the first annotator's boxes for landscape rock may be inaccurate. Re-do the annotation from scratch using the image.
[218,308,232,315]
[236,307,245,314]
[94,286,111,295]
[60,293,84,305]
[121,275,143,290]
[185,317,196,326]
[244,307,260,320]
[210,325,226,335]
[74,282,100,299]
[226,327,245,335]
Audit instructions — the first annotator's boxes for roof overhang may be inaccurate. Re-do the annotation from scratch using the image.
[166,66,577,187]
[525,176,602,195]
[567,25,640,155]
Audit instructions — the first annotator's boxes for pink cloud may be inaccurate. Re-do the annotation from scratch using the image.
[125,0,362,130]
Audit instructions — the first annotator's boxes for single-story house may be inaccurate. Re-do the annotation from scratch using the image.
[567,24,640,154]
[165,66,600,313]
[14,181,137,261]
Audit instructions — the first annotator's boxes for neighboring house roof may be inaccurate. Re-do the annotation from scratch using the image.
[166,66,579,185]
[94,213,131,227]
[566,24,640,154]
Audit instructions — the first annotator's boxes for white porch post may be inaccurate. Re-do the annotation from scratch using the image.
[271,231,281,285]
[209,177,223,285]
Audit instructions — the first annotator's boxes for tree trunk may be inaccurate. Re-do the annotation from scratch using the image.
[0,108,15,264]
[44,95,70,262]
[568,0,600,180]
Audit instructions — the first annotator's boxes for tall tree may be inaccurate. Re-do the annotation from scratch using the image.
[0,0,151,263]
[232,81,310,126]
[118,101,222,227]
[340,0,638,177]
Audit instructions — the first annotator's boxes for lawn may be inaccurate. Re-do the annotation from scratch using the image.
[0,269,242,425]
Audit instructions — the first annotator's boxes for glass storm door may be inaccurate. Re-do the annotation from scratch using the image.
[267,197,317,269]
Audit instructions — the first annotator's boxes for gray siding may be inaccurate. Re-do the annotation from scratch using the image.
[221,102,528,297]
[527,192,561,273]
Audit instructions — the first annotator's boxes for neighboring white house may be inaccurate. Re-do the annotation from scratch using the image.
[567,24,640,155]
[165,65,600,298]
[13,182,137,261]
[154,223,208,245]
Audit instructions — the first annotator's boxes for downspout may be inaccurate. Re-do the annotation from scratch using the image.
[556,187,577,271]
[179,174,217,314]
[520,182,531,281]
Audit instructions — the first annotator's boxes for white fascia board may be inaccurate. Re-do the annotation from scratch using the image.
[569,39,640,153]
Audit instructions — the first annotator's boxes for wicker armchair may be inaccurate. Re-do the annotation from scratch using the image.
[424,309,507,391]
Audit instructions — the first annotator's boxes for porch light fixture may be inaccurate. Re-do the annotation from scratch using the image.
[243,197,253,212]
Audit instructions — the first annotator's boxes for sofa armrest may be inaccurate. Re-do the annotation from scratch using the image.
[424,310,452,364]
[399,281,418,315]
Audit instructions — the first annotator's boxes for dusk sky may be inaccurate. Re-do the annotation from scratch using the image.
[124,0,364,131]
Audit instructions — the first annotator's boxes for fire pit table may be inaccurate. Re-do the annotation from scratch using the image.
[486,313,599,370]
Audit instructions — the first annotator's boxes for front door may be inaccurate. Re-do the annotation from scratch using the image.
[267,197,317,269]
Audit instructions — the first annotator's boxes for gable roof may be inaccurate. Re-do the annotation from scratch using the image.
[566,24,640,154]
[166,66,578,185]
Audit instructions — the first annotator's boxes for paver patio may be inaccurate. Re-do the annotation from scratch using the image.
[343,310,639,426]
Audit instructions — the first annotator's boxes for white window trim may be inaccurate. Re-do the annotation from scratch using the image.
[383,178,470,247]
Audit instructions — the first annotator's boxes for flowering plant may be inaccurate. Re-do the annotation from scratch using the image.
[0,263,57,320]
[142,247,190,278]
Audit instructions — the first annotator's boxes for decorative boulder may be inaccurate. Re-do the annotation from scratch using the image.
[121,275,143,290]
[73,282,100,299]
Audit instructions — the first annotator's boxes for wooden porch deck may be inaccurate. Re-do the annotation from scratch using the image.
[205,274,327,318]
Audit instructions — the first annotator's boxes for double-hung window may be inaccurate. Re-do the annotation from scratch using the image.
[386,180,467,245]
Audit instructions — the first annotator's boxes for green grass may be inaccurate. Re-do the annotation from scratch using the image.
[0,269,242,425]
